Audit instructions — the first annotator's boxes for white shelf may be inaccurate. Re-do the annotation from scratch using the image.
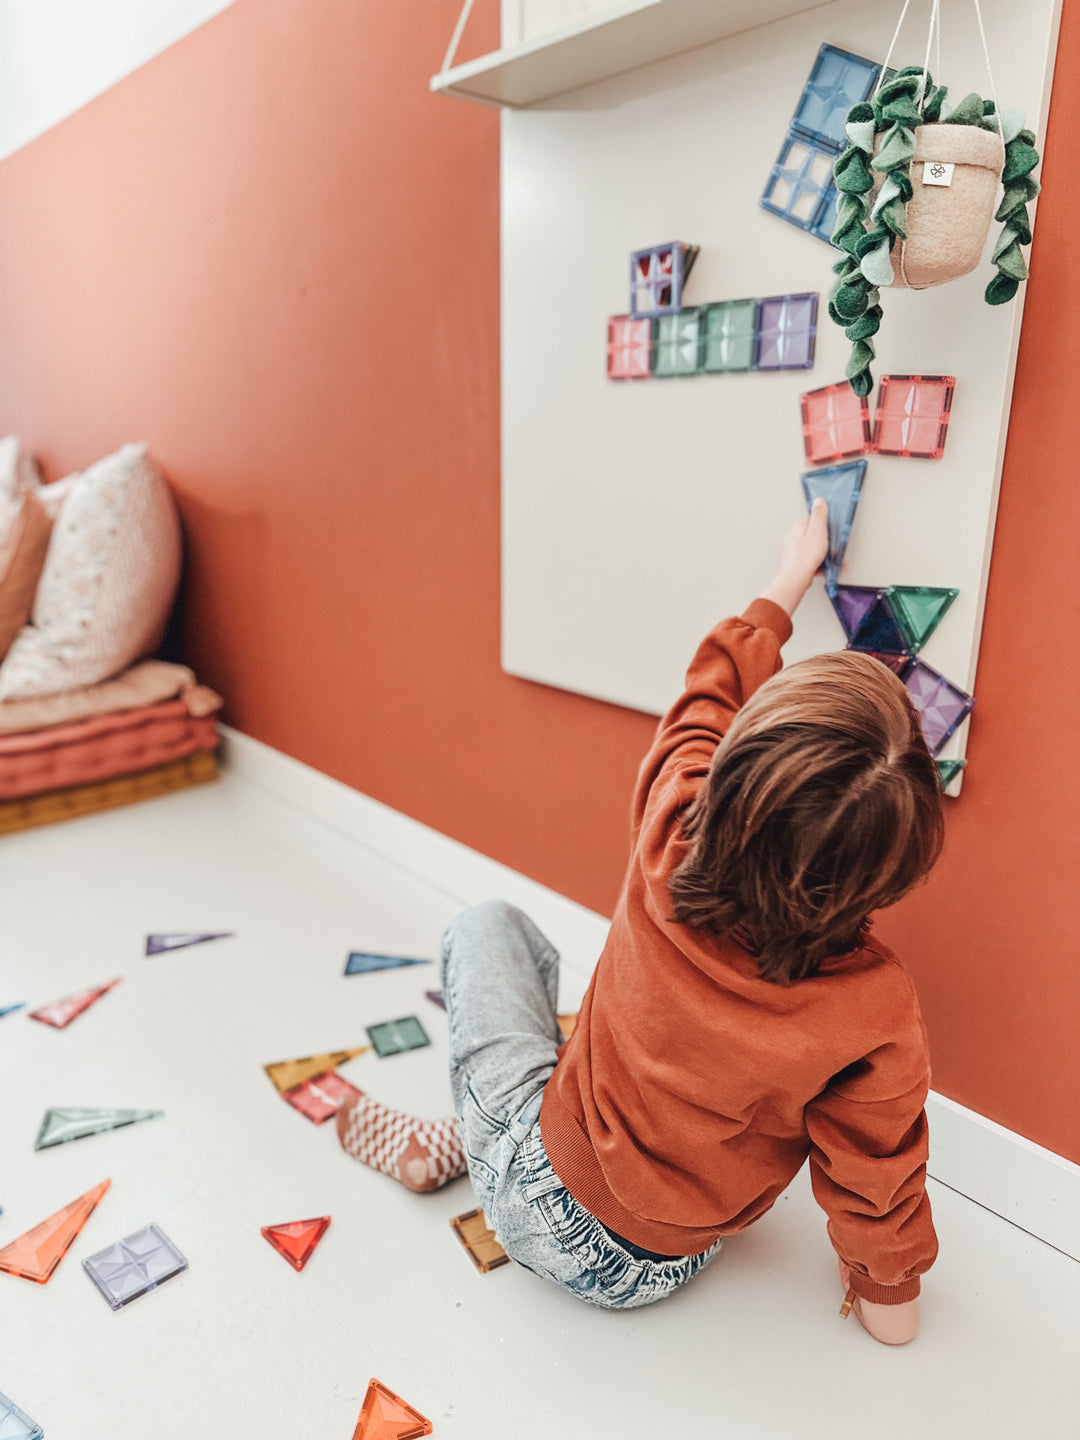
[430,0,832,107]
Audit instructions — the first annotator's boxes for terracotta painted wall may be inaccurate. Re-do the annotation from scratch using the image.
[0,0,1076,1162]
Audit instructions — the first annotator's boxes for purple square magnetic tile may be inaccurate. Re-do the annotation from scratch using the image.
[903,661,975,755]
[753,293,818,370]
[82,1222,187,1310]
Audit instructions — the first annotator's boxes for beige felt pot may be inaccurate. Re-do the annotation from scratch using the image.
[880,124,1005,290]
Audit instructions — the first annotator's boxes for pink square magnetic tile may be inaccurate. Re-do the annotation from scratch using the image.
[872,374,955,459]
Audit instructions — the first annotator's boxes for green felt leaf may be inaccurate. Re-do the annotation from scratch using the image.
[872,123,916,171]
[849,368,874,399]
[1009,208,1033,246]
[845,305,882,342]
[844,119,877,153]
[944,91,986,126]
[882,95,922,126]
[995,182,1029,222]
[1019,129,1037,146]
[878,196,908,238]
[833,283,869,321]
[985,272,1020,305]
[992,225,1020,264]
[845,340,875,380]
[879,73,922,106]
[922,84,947,123]
[860,241,895,287]
[854,225,890,259]
[1002,140,1039,185]
[836,192,865,229]
[834,147,874,194]
[999,108,1026,145]
[995,239,1029,281]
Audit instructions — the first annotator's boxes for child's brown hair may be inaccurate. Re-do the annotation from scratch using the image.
[668,652,945,984]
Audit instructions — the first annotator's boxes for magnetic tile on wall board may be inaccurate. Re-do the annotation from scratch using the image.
[82,1222,187,1310]
[701,299,756,373]
[791,44,882,152]
[872,375,956,459]
[606,315,652,379]
[629,242,698,318]
[351,1379,433,1440]
[450,1208,511,1274]
[34,1107,162,1152]
[753,294,818,371]
[888,586,958,653]
[830,585,882,642]
[261,1216,331,1272]
[425,989,446,1010]
[0,1179,111,1284]
[0,1003,25,1020]
[145,932,233,956]
[27,978,120,1029]
[344,952,432,976]
[864,651,910,676]
[760,134,837,239]
[366,1016,431,1058]
[652,309,704,377]
[809,182,841,247]
[903,661,975,755]
[801,460,866,594]
[264,1048,370,1095]
[801,382,871,465]
[282,1072,361,1124]
[0,1390,44,1440]
[848,593,909,656]
[936,758,967,791]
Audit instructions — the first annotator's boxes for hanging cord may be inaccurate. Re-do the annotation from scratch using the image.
[918,0,941,107]
[441,0,478,75]
[873,0,914,97]
[972,0,1005,152]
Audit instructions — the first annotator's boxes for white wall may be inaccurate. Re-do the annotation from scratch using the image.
[0,0,234,162]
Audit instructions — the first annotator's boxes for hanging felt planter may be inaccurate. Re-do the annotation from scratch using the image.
[829,66,1041,395]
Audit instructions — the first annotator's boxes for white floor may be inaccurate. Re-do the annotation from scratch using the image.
[1,772,1077,1440]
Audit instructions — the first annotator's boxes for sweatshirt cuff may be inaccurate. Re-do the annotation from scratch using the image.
[742,597,793,646]
[846,1272,922,1306]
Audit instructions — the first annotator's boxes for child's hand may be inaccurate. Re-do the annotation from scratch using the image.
[839,1262,920,1346]
[760,498,830,617]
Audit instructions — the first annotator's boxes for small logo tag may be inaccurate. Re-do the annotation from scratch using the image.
[922,161,955,187]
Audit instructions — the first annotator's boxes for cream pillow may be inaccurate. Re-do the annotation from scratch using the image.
[0,443,182,700]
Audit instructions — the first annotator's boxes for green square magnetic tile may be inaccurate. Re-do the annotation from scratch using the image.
[366,1015,431,1058]
[652,309,704,377]
[702,299,756,373]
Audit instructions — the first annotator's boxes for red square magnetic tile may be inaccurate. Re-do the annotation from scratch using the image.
[607,315,652,379]
[872,374,955,459]
[800,381,871,464]
[282,1071,360,1125]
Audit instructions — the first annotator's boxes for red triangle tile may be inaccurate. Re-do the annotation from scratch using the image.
[351,1378,432,1439]
[28,979,121,1029]
[260,1216,331,1271]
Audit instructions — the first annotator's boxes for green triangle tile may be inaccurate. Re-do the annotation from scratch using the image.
[936,758,967,791]
[33,1107,163,1152]
[887,586,958,652]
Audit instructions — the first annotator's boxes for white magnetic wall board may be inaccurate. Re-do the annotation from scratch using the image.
[501,0,1062,772]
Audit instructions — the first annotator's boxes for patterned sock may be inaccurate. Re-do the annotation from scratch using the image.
[335,1090,467,1193]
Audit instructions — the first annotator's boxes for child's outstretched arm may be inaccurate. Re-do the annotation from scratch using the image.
[632,499,829,830]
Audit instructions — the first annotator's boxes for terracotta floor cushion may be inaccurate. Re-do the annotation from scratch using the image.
[0,698,219,799]
[0,750,219,835]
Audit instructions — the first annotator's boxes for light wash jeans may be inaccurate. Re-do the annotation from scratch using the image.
[441,899,721,1310]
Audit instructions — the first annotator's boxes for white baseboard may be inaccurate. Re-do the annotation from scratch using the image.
[221,724,1080,1264]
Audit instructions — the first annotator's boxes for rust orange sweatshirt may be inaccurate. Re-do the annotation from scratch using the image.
[540,599,938,1305]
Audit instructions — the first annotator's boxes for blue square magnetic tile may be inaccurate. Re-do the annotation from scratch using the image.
[809,183,841,247]
[0,1390,43,1440]
[753,293,818,371]
[344,952,433,976]
[629,242,698,319]
[791,44,881,152]
[83,1222,188,1310]
[760,132,838,239]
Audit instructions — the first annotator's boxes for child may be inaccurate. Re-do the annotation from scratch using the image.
[337,498,942,1345]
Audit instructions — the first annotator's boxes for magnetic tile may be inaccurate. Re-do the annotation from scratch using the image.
[28,978,120,1029]
[0,1003,25,1020]
[344,952,432,976]
[864,651,910,676]
[0,1390,43,1440]
[351,1378,432,1440]
[701,299,756,373]
[791,44,881,151]
[34,1106,162,1151]
[264,1048,370,1095]
[848,593,909,656]
[282,1071,361,1124]
[0,1179,111,1283]
[830,585,881,642]
[450,1208,511,1274]
[800,382,871,464]
[753,293,818,371]
[760,134,837,239]
[652,308,704,377]
[145,932,233,955]
[424,990,446,1010]
[936,758,967,790]
[872,375,956,459]
[903,661,975,755]
[629,241,699,319]
[888,586,958,653]
[261,1216,330,1271]
[83,1222,187,1310]
[802,460,866,593]
[606,315,652,380]
[809,179,841,247]
[366,1016,431,1058]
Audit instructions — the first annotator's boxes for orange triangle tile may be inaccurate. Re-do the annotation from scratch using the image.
[0,1178,111,1283]
[263,1047,371,1094]
[260,1216,331,1271]
[351,1378,432,1439]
